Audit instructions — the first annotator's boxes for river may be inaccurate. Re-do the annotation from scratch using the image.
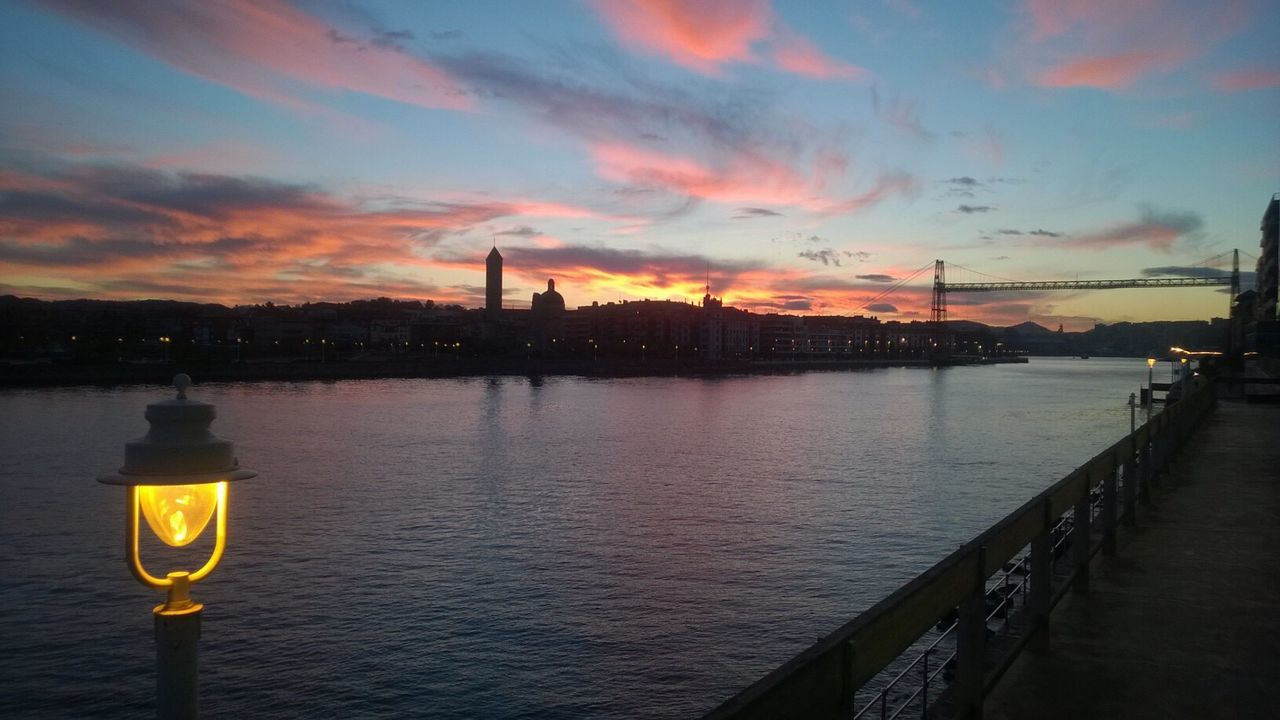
[0,358,1153,718]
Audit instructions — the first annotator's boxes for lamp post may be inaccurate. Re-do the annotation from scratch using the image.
[98,374,256,720]
[1146,355,1156,419]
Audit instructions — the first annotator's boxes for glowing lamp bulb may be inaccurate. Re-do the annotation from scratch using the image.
[138,482,223,547]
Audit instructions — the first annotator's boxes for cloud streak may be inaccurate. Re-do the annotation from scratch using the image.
[0,156,602,303]
[589,141,915,213]
[1019,0,1249,91]
[1212,66,1280,92]
[38,0,469,112]
[1057,206,1202,251]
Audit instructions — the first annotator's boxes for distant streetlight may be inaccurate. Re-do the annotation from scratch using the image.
[97,374,256,720]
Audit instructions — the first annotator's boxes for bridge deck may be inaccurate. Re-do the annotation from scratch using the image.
[984,400,1280,719]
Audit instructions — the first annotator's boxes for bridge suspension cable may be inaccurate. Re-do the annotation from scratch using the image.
[858,260,935,313]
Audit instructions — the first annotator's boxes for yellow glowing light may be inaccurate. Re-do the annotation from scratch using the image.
[138,483,222,547]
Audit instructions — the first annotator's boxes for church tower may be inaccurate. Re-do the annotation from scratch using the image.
[485,245,502,322]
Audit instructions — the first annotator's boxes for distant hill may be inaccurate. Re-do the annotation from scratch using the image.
[1007,321,1055,336]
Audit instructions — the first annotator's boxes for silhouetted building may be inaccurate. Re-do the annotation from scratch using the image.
[1250,195,1280,357]
[1257,195,1278,322]
[485,245,503,323]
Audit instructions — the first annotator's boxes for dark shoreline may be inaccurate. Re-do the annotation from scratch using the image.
[0,355,1028,388]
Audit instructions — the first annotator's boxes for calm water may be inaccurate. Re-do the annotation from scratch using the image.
[0,358,1149,718]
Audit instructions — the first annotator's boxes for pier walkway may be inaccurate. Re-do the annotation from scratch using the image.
[984,400,1280,719]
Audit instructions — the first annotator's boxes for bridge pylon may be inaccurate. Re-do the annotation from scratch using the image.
[930,259,949,359]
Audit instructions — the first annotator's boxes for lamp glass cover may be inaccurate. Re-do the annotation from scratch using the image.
[138,482,221,547]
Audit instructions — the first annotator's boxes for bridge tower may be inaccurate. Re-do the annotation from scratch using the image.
[930,259,948,356]
[1231,248,1241,300]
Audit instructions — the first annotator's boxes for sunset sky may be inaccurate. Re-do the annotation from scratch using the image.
[1,0,1277,328]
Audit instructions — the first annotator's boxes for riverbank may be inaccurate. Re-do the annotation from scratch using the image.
[0,355,1027,387]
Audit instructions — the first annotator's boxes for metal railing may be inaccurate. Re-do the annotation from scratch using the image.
[703,379,1216,720]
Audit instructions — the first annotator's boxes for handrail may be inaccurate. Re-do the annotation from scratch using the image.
[703,379,1216,720]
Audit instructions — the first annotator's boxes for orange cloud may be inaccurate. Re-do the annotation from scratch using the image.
[1212,66,1280,92]
[40,0,469,112]
[0,158,609,305]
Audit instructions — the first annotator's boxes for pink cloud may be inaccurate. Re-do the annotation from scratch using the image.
[772,30,869,81]
[591,142,806,205]
[1213,67,1280,92]
[1035,51,1182,90]
[1055,207,1202,252]
[588,0,865,81]
[588,0,771,74]
[588,142,912,213]
[40,0,469,112]
[1018,0,1250,91]
[1023,0,1124,42]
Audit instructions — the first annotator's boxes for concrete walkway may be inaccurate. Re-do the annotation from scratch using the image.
[985,401,1280,720]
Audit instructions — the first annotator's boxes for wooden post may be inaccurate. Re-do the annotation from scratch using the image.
[955,547,987,719]
[1072,485,1090,594]
[1029,500,1052,651]
[155,609,201,720]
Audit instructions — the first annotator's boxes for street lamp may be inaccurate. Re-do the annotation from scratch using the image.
[98,374,256,720]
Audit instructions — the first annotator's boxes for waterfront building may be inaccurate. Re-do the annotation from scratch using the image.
[568,299,696,359]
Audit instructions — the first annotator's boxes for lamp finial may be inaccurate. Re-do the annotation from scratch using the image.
[174,373,192,400]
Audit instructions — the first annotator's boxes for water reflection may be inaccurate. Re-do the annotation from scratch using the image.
[0,359,1145,719]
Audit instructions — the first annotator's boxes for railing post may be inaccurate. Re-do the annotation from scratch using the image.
[1139,434,1153,506]
[1029,499,1052,651]
[1102,461,1118,555]
[840,640,856,717]
[955,546,987,719]
[1122,447,1137,526]
[1072,480,1090,594]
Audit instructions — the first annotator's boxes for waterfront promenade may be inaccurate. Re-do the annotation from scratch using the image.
[985,400,1280,719]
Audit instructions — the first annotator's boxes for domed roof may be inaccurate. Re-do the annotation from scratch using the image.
[542,279,564,306]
